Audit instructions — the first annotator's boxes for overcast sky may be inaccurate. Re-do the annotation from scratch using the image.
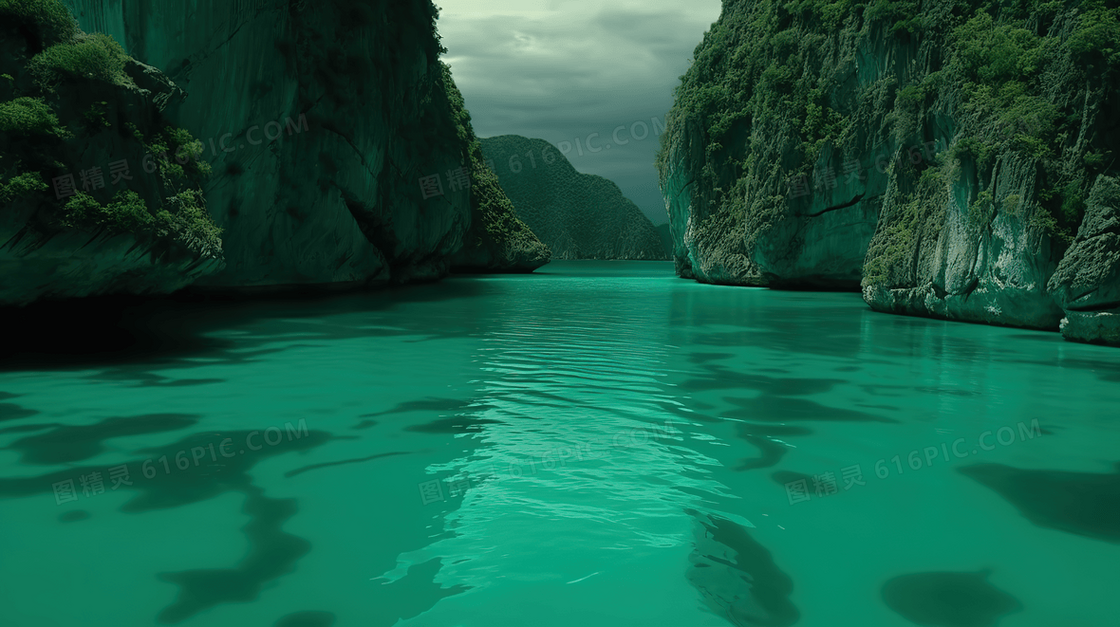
[436,0,723,225]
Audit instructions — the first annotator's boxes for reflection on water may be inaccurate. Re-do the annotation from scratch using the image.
[1,262,1119,626]
[688,511,800,627]
[377,268,752,626]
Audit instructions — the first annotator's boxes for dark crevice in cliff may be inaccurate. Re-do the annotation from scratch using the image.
[1066,286,1101,307]
[910,232,924,280]
[958,276,981,300]
[320,123,375,179]
[296,93,327,119]
[764,274,862,292]
[165,18,252,85]
[672,178,699,201]
[1068,299,1120,313]
[1080,222,1120,242]
[334,186,394,258]
[801,193,872,218]
[1064,285,1120,312]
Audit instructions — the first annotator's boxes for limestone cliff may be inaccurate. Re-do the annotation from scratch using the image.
[481,135,668,261]
[55,0,544,289]
[1,0,224,306]
[1048,174,1120,345]
[659,1,1120,339]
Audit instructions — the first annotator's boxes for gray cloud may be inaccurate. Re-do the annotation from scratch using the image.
[437,0,722,224]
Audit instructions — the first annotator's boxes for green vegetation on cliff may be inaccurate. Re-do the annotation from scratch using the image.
[659,0,1120,331]
[0,0,78,46]
[29,32,130,87]
[0,0,221,253]
[0,96,68,135]
[659,0,1119,229]
[0,170,47,201]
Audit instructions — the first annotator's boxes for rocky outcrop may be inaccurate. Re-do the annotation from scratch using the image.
[481,135,667,261]
[443,69,549,273]
[58,0,465,287]
[1048,175,1120,345]
[57,0,544,290]
[659,1,1120,335]
[1,1,224,306]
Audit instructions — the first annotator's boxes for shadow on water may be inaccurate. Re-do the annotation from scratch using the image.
[0,275,544,624]
[157,487,311,624]
[362,398,474,418]
[366,398,506,434]
[0,428,349,624]
[686,509,800,627]
[770,470,813,487]
[674,332,898,472]
[689,352,736,364]
[681,361,895,424]
[0,400,40,422]
[5,413,199,465]
[0,278,489,377]
[682,365,846,396]
[123,430,338,512]
[58,509,90,523]
[0,423,57,435]
[84,371,228,387]
[735,424,813,471]
[366,558,471,626]
[405,416,502,434]
[958,462,1120,544]
[881,570,1022,627]
[723,396,897,423]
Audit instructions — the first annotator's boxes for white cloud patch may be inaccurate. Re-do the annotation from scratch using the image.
[436,0,722,224]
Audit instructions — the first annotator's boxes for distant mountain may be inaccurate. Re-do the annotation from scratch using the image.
[480,135,667,260]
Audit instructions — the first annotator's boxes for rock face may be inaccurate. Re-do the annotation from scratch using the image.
[1048,175,1120,345]
[659,1,1120,336]
[57,0,544,289]
[1,2,224,306]
[481,135,667,261]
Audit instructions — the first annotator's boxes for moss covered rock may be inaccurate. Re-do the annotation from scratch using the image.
[0,0,223,306]
[1048,174,1120,311]
[1048,174,1120,344]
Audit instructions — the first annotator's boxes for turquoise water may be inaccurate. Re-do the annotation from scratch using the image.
[1,261,1118,627]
